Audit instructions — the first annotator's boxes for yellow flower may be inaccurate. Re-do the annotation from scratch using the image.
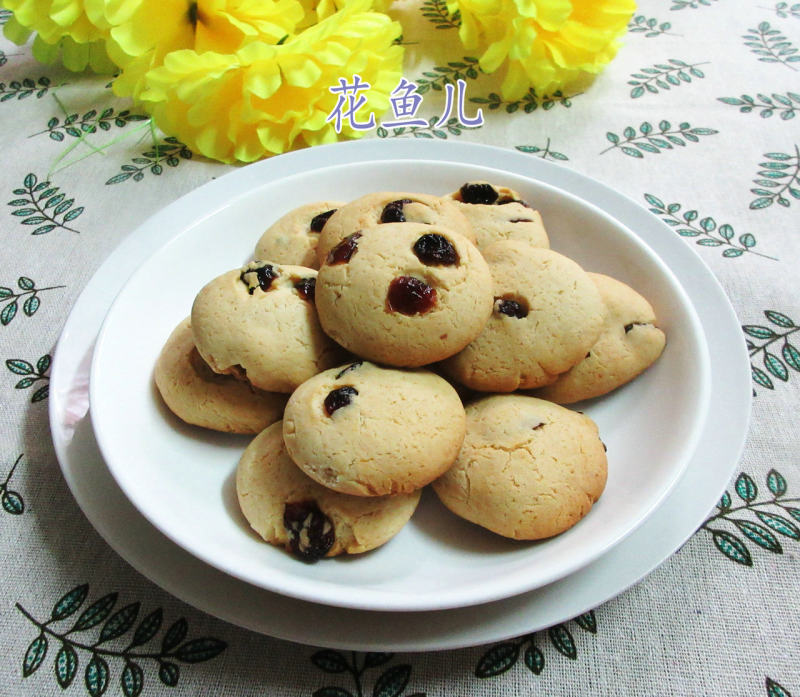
[137,0,402,162]
[2,0,116,70]
[103,0,306,98]
[447,0,635,100]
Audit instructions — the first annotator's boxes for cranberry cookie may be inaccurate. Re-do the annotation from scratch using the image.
[154,318,287,433]
[237,421,421,561]
[440,241,606,391]
[191,261,344,393]
[447,181,549,251]
[535,273,666,404]
[315,191,475,265]
[315,223,493,367]
[254,200,343,269]
[283,360,466,496]
[432,395,608,540]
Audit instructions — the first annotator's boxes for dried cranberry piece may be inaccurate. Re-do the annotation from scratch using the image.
[294,277,315,301]
[327,232,362,265]
[309,209,337,232]
[459,183,499,205]
[497,198,531,207]
[380,199,413,223]
[413,233,459,266]
[324,386,358,416]
[495,297,528,318]
[387,276,437,315]
[335,361,363,380]
[240,263,278,294]
[283,500,335,562]
[624,321,649,333]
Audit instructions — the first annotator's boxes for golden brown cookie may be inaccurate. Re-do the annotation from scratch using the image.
[432,395,608,540]
[154,318,287,433]
[236,421,421,560]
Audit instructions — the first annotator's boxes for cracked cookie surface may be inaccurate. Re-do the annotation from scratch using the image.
[315,223,493,367]
[154,318,287,433]
[283,361,466,496]
[237,421,421,559]
[432,395,607,540]
[535,273,666,404]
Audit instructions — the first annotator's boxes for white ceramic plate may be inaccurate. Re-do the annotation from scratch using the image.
[87,145,710,612]
[52,140,749,650]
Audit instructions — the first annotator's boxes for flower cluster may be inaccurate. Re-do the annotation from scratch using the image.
[446,0,635,100]
[1,0,634,161]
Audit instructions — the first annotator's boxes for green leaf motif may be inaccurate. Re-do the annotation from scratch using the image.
[603,121,717,158]
[173,637,227,663]
[161,618,187,652]
[2,489,24,514]
[129,608,163,648]
[766,677,792,697]
[51,584,89,621]
[99,602,139,643]
[548,625,577,659]
[574,611,597,633]
[765,310,795,327]
[736,473,758,502]
[312,650,349,673]
[711,529,752,566]
[767,469,788,496]
[121,661,144,697]
[524,644,545,674]
[372,664,411,697]
[55,643,79,688]
[733,519,782,553]
[363,653,393,668]
[23,634,48,677]
[475,642,519,677]
[72,593,118,632]
[158,662,179,686]
[628,59,708,98]
[85,654,110,697]
[6,359,33,375]
[755,511,800,539]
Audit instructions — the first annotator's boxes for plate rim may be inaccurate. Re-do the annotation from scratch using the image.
[50,139,751,650]
[87,146,710,611]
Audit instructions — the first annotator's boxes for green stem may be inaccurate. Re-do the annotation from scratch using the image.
[15,603,175,662]
[3,284,66,301]
[749,326,800,357]
[636,62,710,90]
[703,495,800,525]
[753,27,798,71]
[767,145,800,202]
[2,454,23,487]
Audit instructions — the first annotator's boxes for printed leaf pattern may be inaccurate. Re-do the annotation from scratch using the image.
[0,77,53,102]
[414,57,480,94]
[628,15,673,37]
[1,454,25,515]
[743,22,800,70]
[749,146,800,209]
[602,121,718,157]
[310,651,421,697]
[628,59,707,98]
[770,2,800,19]
[16,586,226,695]
[0,276,65,326]
[718,93,800,120]
[767,677,793,697]
[376,116,475,140]
[702,469,800,565]
[744,310,800,391]
[670,0,716,8]
[644,195,775,259]
[5,354,51,402]
[106,137,193,185]
[516,140,569,162]
[475,611,598,680]
[420,0,460,29]
[7,173,84,234]
[470,88,574,114]
[32,108,148,142]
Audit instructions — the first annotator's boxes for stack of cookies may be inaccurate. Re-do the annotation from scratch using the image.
[154,182,666,562]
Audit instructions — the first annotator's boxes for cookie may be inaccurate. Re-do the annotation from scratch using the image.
[315,191,475,264]
[535,273,666,404]
[237,421,421,560]
[432,395,608,540]
[154,318,287,433]
[191,261,345,393]
[447,181,549,251]
[441,241,606,391]
[283,360,466,496]
[254,200,344,269]
[315,223,494,367]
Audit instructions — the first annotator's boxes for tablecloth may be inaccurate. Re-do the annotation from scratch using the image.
[2,0,799,694]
